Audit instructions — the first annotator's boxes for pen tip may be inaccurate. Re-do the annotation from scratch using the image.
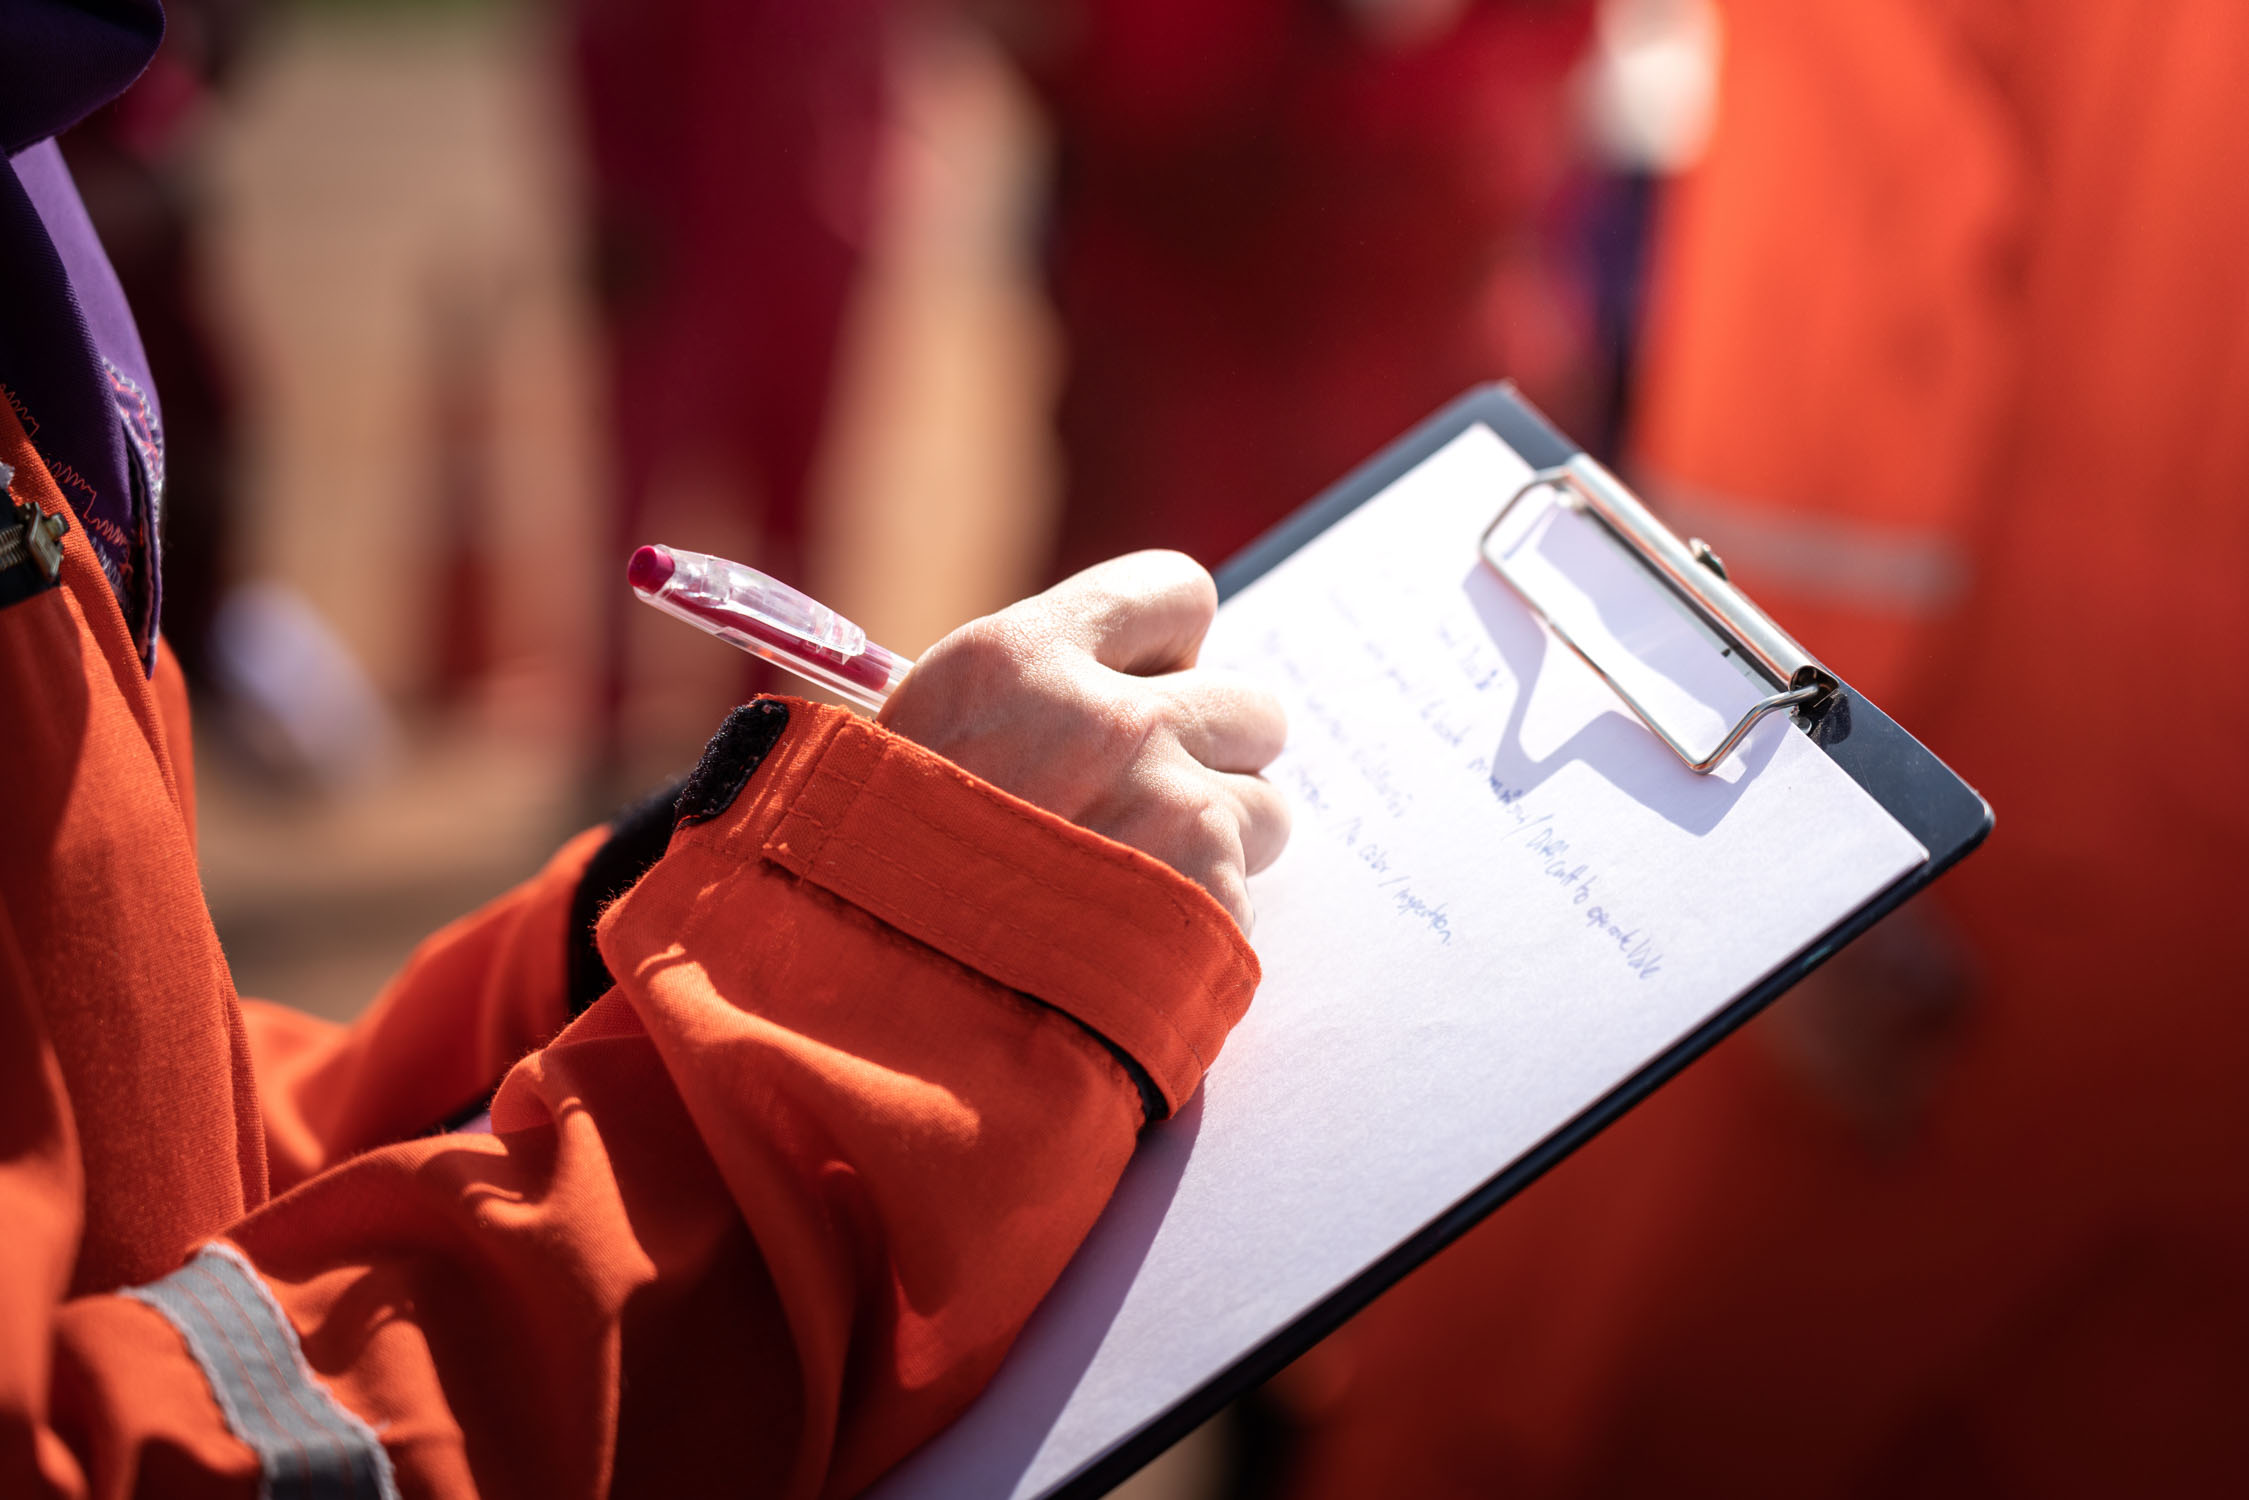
[627,544,674,593]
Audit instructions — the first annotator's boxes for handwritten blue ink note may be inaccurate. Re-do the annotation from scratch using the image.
[870,422,1928,1500]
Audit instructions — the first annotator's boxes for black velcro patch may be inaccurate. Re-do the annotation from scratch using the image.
[674,698,793,829]
[565,777,688,1018]
[562,698,792,1018]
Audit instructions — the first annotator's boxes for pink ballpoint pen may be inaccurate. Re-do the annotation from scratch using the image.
[627,544,914,711]
[454,547,904,1138]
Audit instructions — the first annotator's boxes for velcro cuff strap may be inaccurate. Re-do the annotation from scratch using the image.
[681,700,1259,1116]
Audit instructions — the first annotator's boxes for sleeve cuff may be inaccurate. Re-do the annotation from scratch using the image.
[638,697,1259,1117]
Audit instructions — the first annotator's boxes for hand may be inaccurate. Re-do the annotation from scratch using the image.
[878,552,1290,931]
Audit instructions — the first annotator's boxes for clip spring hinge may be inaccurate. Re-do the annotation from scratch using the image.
[1480,454,1836,774]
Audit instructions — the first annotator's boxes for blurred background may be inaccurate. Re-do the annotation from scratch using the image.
[102,0,2246,1493]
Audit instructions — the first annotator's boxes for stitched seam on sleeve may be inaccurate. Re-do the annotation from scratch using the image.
[774,749,1225,1072]
[809,821,1210,1075]
[708,721,1255,1087]
[784,721,1250,981]
[806,728,1255,987]
[842,777,1255,992]
[879,757,1240,938]
[769,720,860,869]
[659,829,1163,1118]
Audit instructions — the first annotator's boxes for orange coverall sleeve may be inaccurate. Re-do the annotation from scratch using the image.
[238,826,605,1191]
[18,698,1259,1499]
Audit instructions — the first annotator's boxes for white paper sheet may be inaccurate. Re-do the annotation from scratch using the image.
[870,424,1929,1500]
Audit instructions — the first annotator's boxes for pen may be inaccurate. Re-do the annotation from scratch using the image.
[627,544,913,711]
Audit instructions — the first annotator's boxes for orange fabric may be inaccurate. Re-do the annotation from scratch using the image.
[1626,0,2023,711]
[752,707,1257,1113]
[149,641,197,850]
[1,393,1259,1497]
[241,828,600,1191]
[1280,2,2249,1495]
[0,413,257,1303]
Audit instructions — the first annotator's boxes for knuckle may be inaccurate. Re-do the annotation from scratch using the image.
[1043,557,1131,617]
[1094,685,1167,766]
[1089,549,1216,610]
[887,615,1060,757]
[1152,552,1219,627]
[1187,569,1220,625]
[1142,547,1217,598]
[1197,670,1286,742]
[932,615,1040,692]
[1112,769,1222,853]
[1194,799,1247,868]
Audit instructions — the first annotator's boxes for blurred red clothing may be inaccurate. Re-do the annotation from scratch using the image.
[1011,0,1597,576]
[569,0,1596,619]
[1277,1,2249,1494]
[569,0,883,563]
[570,0,888,756]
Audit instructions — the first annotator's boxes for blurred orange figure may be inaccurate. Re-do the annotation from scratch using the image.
[1274,2,2249,1494]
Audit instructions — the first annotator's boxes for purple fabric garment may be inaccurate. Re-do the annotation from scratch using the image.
[0,0,167,669]
[0,1,163,155]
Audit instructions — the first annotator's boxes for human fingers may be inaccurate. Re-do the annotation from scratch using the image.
[1172,773,1288,932]
[879,570,1288,928]
[1217,769,1292,876]
[1030,551,1217,676]
[1153,670,1287,774]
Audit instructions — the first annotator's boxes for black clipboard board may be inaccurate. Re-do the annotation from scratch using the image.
[1047,383,1993,1497]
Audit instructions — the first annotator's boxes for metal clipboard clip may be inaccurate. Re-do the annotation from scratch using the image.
[1479,454,1837,774]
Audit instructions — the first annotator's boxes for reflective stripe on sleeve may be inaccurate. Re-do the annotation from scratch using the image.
[121,1242,401,1500]
[1645,478,1972,614]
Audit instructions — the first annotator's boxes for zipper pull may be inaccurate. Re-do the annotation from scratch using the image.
[0,462,72,584]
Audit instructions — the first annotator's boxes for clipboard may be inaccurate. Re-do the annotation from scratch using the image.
[1224,384,1988,840]
[872,384,1992,1500]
